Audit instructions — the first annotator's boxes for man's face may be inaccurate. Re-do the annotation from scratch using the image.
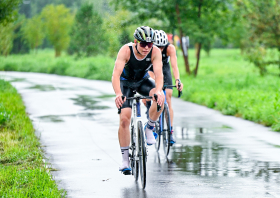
[135,40,153,55]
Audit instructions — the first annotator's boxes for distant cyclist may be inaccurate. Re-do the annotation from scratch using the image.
[112,26,165,174]
[145,30,183,146]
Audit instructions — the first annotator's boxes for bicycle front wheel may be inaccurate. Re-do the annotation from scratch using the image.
[130,119,139,181]
[162,104,171,157]
[138,121,146,189]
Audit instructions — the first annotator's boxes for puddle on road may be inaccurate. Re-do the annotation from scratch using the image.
[27,84,79,91]
[28,84,56,91]
[37,113,96,123]
[167,126,280,184]
[8,78,27,82]
[96,94,115,99]
[38,115,64,122]
[70,95,109,110]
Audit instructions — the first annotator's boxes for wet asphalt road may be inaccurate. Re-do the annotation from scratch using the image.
[1,72,280,198]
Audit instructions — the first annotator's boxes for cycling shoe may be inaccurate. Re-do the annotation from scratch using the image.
[119,167,131,175]
[170,134,176,146]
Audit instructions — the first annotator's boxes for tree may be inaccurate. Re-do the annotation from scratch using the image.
[10,14,30,54]
[68,3,106,57]
[40,4,73,57]
[238,0,280,75]
[222,1,250,52]
[102,10,137,57]
[114,0,231,76]
[0,0,22,25]
[0,23,14,56]
[21,15,45,52]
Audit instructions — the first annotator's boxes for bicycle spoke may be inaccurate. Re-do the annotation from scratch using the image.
[138,121,146,189]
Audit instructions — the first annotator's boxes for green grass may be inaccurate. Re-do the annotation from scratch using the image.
[177,49,280,131]
[0,49,115,81]
[0,80,65,197]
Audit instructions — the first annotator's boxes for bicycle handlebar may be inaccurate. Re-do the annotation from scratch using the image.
[117,94,161,114]
[163,84,182,98]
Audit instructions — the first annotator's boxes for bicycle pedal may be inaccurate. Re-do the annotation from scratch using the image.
[122,170,131,175]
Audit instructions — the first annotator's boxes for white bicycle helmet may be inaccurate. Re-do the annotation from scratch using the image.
[154,30,168,47]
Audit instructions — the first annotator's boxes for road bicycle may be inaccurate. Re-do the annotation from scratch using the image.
[118,92,160,189]
[154,84,181,157]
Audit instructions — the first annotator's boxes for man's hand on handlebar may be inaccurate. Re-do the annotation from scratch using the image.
[176,79,183,92]
[115,94,126,108]
[152,90,164,106]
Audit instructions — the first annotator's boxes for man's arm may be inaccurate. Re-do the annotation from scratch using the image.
[152,47,163,93]
[112,45,129,108]
[167,44,183,91]
[151,47,164,105]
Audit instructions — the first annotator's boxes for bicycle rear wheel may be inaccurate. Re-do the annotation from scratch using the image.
[162,104,171,157]
[154,120,161,151]
[138,121,146,189]
[130,119,139,181]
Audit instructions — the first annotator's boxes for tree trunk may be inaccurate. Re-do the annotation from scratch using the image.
[176,3,190,74]
[193,0,203,77]
[195,43,199,59]
[194,43,201,77]
[55,49,61,57]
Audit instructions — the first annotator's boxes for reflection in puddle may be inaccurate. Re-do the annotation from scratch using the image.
[38,115,64,122]
[28,84,77,91]
[8,78,27,82]
[96,94,115,99]
[37,113,96,122]
[70,95,109,110]
[170,126,280,184]
[28,85,56,91]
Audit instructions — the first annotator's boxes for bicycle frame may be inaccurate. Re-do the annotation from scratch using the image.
[118,93,160,188]
[159,87,172,134]
[131,96,145,163]
[159,84,182,133]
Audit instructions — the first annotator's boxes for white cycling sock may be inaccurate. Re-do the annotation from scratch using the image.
[147,118,156,127]
[119,146,129,170]
[145,118,156,144]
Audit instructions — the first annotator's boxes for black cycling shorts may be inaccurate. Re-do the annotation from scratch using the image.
[120,77,155,109]
[149,63,173,89]
[163,67,172,89]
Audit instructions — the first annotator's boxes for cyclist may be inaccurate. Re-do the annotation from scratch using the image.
[112,26,165,174]
[145,30,184,146]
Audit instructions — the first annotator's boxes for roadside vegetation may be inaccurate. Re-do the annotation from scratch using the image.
[0,80,65,197]
[0,49,114,81]
[179,49,280,131]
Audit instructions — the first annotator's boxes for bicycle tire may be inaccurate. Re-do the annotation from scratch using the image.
[138,121,146,189]
[130,119,139,181]
[154,120,161,151]
[162,103,171,157]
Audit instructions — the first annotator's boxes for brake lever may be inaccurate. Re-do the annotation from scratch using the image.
[117,96,125,114]
[178,82,182,98]
[154,94,161,112]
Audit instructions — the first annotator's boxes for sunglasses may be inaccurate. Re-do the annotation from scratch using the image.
[137,40,153,48]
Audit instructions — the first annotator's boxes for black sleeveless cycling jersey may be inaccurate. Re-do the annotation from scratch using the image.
[120,43,153,81]
[162,43,170,65]
[149,43,170,73]
[148,43,172,88]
